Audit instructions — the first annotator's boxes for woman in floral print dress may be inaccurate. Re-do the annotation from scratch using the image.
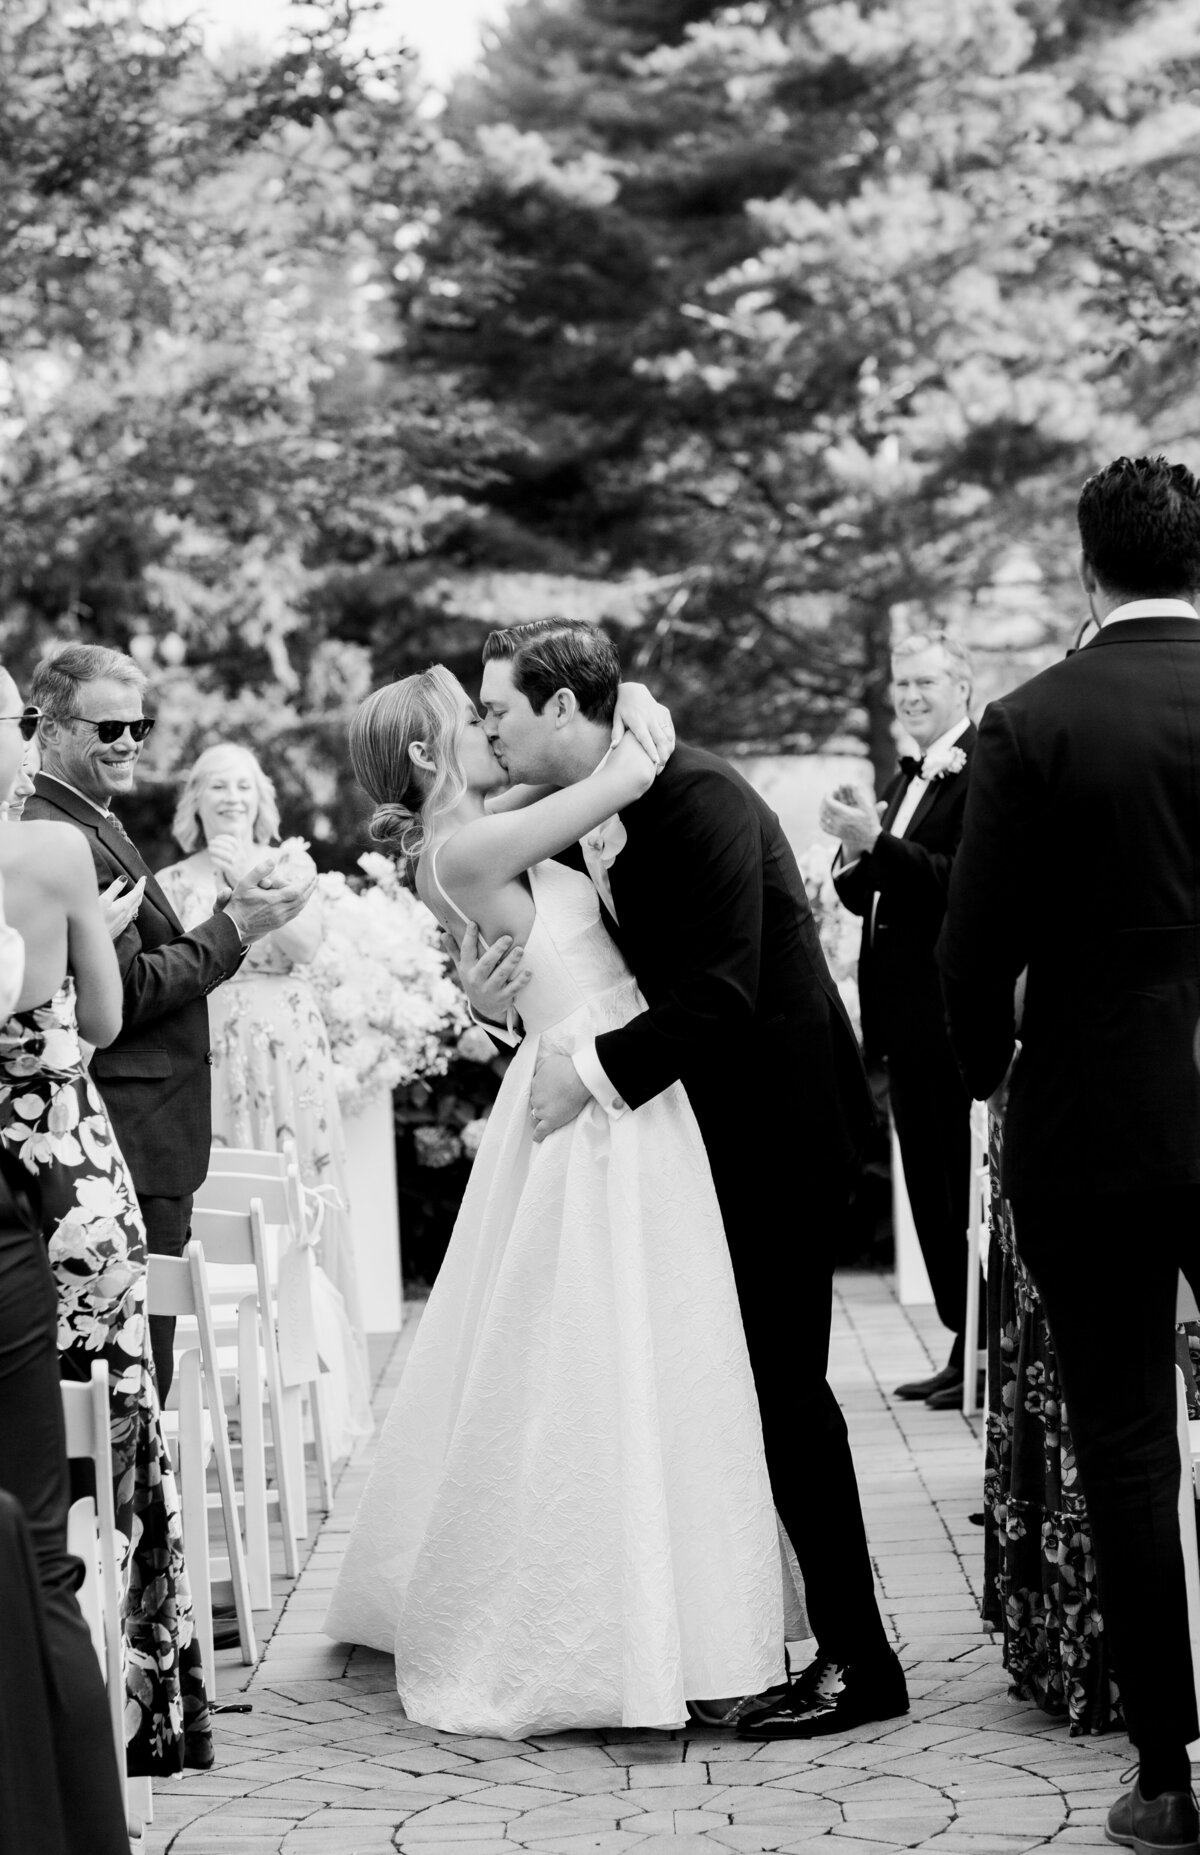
[0,695,211,1776]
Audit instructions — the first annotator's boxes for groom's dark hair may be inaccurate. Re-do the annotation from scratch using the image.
[482,621,620,725]
[1077,454,1200,598]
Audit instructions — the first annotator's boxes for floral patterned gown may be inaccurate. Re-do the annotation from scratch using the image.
[0,983,212,1775]
[157,849,371,1458]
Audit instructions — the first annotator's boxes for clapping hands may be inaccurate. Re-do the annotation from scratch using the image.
[820,784,881,858]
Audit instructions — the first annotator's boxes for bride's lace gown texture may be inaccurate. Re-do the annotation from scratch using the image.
[325,859,789,1738]
[0,983,211,1774]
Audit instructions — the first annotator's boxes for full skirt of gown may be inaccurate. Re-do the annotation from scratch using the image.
[0,985,211,1774]
[325,860,789,1739]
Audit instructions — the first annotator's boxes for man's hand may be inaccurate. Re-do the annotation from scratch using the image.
[820,788,881,859]
[447,921,531,1022]
[611,682,675,770]
[529,1050,591,1142]
[224,860,318,943]
[100,875,145,940]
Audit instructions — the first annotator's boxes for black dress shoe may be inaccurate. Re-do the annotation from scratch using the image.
[894,1362,961,1401]
[737,1650,909,1739]
[1105,1777,1199,1853]
[926,1370,985,1411]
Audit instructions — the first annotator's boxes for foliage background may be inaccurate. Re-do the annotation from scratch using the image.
[4,0,1199,876]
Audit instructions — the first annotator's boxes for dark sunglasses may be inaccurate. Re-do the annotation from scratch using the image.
[0,706,42,742]
[67,716,156,745]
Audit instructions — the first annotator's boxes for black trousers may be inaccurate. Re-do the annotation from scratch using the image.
[138,1191,193,1401]
[1012,1186,1200,1752]
[697,1065,891,1668]
[888,1038,980,1366]
[0,1204,129,1855]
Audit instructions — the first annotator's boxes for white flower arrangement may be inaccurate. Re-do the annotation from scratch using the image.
[298,851,471,1116]
[796,840,863,1042]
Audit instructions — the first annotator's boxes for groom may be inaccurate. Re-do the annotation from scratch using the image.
[468,619,906,1738]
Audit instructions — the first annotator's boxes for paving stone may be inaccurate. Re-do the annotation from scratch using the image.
[509,1835,651,1855]
[626,1767,710,1790]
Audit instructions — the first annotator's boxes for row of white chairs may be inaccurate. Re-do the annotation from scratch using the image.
[64,1142,348,1834]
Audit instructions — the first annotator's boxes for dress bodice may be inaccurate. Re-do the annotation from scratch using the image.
[512,861,634,1040]
[0,981,85,1084]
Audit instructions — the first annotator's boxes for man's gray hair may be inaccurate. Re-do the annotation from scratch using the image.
[30,643,147,723]
[891,631,974,695]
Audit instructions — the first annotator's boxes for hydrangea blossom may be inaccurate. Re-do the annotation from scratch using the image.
[298,852,470,1116]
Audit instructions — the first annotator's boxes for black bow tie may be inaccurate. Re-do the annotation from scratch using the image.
[899,755,925,782]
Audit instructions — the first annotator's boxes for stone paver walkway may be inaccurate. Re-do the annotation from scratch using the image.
[147,1272,1136,1855]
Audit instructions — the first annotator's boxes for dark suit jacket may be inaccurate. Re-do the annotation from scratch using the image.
[589,744,875,1206]
[833,725,976,1067]
[940,616,1200,1200]
[23,774,245,1197]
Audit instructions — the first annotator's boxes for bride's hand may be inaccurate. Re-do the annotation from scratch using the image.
[611,682,674,770]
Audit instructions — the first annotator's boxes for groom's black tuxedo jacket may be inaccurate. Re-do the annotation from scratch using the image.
[568,743,875,1211]
[833,725,976,1068]
[23,774,245,1197]
[941,615,1200,1201]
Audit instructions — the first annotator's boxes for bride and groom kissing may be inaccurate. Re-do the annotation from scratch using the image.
[324,618,908,1742]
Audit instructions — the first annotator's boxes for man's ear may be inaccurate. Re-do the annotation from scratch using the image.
[1077,550,1098,598]
[551,688,578,729]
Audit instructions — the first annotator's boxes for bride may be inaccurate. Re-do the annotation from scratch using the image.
[324,665,789,1738]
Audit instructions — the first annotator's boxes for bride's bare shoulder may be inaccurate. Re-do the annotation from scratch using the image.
[0,821,95,890]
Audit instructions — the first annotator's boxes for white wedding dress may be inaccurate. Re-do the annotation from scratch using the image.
[324,858,788,1738]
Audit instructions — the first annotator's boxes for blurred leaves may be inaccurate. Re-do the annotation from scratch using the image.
[2,0,1199,849]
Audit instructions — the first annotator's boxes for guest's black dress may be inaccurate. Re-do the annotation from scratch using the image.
[0,983,211,1775]
[982,1111,1200,1735]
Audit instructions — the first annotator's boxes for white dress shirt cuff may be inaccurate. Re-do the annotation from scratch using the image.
[469,1001,521,1048]
[571,1040,627,1118]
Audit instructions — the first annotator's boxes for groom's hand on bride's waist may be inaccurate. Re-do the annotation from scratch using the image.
[530,1051,592,1141]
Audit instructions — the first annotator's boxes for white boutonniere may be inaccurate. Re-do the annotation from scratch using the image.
[583,814,628,868]
[921,744,968,782]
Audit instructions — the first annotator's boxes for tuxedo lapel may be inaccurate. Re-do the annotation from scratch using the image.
[890,722,977,842]
[97,816,185,935]
[879,772,909,833]
[32,775,183,935]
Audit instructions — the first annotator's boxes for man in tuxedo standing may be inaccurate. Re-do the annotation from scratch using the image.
[826,634,981,1409]
[25,644,314,1397]
[941,455,1200,1852]
[472,620,907,1740]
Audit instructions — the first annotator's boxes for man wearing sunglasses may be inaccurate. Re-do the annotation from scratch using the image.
[25,643,316,1397]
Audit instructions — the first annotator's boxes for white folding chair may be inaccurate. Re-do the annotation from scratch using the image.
[962,1098,991,1416]
[146,1243,257,1693]
[1173,1358,1200,1758]
[202,1145,336,1526]
[188,1200,304,1599]
[61,1363,125,1807]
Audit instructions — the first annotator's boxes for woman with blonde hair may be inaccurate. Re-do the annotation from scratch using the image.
[156,741,371,1457]
[326,656,796,1739]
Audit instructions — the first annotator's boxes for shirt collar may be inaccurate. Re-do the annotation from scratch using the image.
[39,771,110,819]
[1101,597,1199,628]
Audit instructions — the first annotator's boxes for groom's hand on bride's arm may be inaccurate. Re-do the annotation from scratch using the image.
[529,1051,592,1141]
[445,922,531,1026]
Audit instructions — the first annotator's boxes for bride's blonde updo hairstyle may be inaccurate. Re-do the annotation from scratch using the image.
[349,666,469,860]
